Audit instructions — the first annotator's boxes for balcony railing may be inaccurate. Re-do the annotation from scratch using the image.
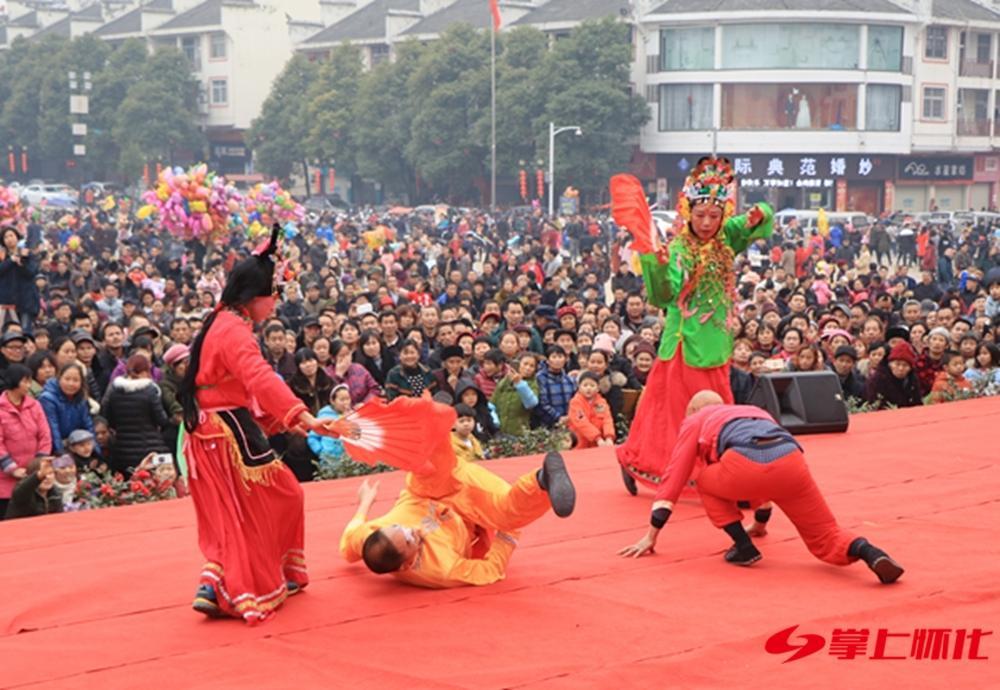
[958,118,991,136]
[959,59,993,78]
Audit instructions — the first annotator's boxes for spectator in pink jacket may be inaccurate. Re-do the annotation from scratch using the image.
[0,364,53,518]
[325,339,381,407]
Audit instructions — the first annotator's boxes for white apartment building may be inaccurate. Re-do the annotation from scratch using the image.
[3,0,326,175]
[636,0,1000,214]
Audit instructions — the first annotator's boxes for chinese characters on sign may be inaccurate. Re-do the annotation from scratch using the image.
[766,625,992,663]
[662,154,894,183]
[897,156,974,181]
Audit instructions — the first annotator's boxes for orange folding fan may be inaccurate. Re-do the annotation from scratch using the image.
[610,173,657,255]
[323,396,456,475]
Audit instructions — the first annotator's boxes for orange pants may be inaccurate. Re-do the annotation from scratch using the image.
[408,450,551,535]
[696,448,857,566]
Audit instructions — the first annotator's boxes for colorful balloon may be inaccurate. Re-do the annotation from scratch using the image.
[0,186,26,228]
[140,164,242,242]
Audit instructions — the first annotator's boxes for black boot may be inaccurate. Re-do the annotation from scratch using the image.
[849,538,904,584]
[537,452,576,518]
[723,521,762,566]
[620,466,638,496]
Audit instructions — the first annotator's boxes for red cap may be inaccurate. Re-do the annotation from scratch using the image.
[888,342,917,367]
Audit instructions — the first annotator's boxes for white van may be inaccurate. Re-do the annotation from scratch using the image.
[774,210,871,233]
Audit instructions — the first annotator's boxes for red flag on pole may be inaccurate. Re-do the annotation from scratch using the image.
[489,0,502,29]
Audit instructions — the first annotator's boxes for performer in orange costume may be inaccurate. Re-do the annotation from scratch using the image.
[339,398,576,588]
[179,225,334,624]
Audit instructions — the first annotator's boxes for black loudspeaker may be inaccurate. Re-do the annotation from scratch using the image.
[747,371,849,434]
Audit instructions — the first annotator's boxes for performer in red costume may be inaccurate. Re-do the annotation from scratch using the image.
[179,225,332,623]
[620,390,904,584]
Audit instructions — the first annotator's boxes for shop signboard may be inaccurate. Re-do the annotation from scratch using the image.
[897,157,973,181]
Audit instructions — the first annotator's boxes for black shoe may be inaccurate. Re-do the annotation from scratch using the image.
[540,452,576,518]
[286,581,304,596]
[869,555,904,584]
[724,543,762,566]
[850,538,904,584]
[620,466,638,496]
[192,584,223,618]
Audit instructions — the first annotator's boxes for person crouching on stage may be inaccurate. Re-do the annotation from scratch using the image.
[619,390,904,584]
[179,224,330,623]
[340,400,576,588]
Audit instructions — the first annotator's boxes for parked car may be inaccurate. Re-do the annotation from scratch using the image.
[81,181,123,197]
[303,194,347,213]
[950,211,1000,231]
[775,210,871,234]
[20,183,78,209]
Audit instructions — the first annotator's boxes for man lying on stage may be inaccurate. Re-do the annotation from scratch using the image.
[619,390,904,584]
[338,399,576,588]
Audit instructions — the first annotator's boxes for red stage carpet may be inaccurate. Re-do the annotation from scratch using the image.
[2,398,998,689]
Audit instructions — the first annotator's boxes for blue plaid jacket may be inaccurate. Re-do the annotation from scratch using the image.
[536,366,576,426]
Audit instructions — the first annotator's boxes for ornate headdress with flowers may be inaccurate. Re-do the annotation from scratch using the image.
[677,157,736,221]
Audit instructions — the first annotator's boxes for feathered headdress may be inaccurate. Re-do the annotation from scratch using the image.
[678,156,736,221]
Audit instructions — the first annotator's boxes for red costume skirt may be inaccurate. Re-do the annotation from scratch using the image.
[616,344,732,489]
[186,412,308,625]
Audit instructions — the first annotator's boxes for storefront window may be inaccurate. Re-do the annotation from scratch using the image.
[721,24,859,70]
[659,84,713,131]
[866,85,901,131]
[867,25,903,71]
[721,84,857,130]
[660,27,715,71]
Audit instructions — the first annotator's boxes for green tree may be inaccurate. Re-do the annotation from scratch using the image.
[87,38,150,179]
[36,36,110,179]
[353,40,424,201]
[1,36,200,181]
[533,18,650,199]
[304,44,363,176]
[246,54,318,182]
[0,37,66,178]
[112,48,202,173]
[476,27,548,180]
[405,24,491,202]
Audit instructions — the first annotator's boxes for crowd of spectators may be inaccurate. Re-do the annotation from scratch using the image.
[1,201,998,520]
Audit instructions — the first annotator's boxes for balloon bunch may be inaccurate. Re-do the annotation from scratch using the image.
[241,181,305,241]
[138,164,243,242]
[0,186,25,228]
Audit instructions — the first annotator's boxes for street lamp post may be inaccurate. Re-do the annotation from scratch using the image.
[548,121,582,218]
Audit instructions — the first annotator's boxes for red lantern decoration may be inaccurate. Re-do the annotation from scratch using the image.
[519,169,528,200]
[536,169,545,199]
